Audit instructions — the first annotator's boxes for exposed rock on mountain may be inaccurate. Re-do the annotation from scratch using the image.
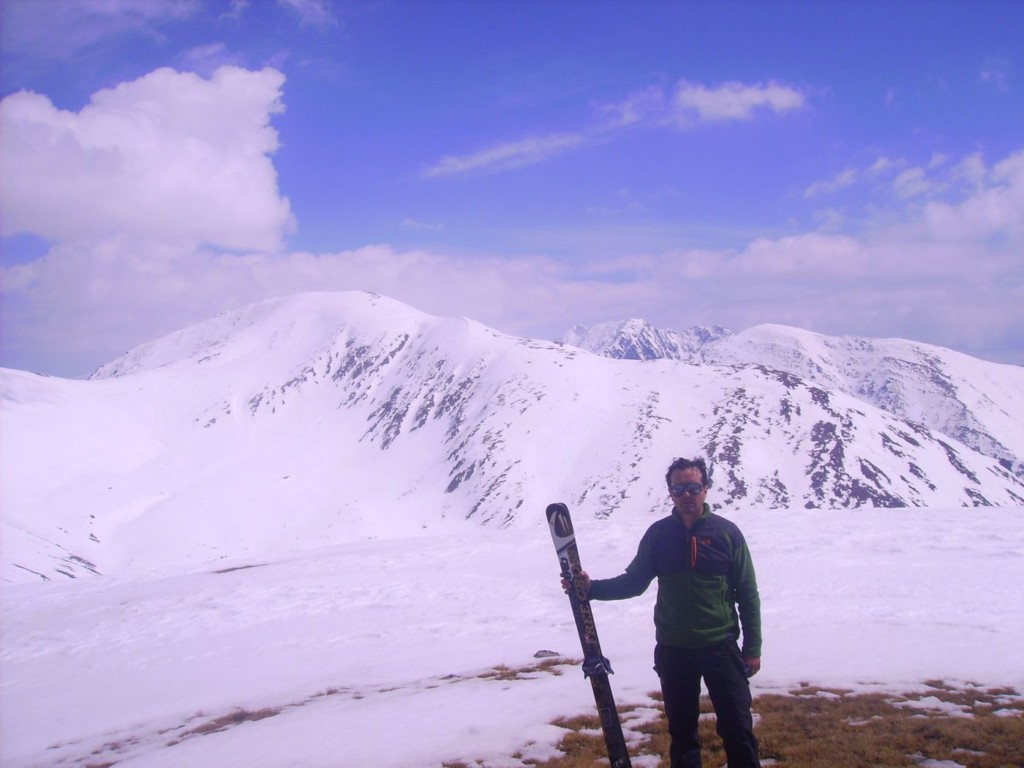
[3,292,1023,583]
[565,319,1024,480]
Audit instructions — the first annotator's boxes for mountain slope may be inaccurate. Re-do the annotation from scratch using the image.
[562,319,732,361]
[566,319,1024,479]
[3,291,1023,583]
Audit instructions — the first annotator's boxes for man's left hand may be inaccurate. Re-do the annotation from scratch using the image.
[744,657,761,676]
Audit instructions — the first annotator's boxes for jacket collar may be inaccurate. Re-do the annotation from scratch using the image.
[671,502,712,528]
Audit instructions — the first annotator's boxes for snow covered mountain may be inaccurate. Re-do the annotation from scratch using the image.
[566,318,1024,480]
[3,291,1023,584]
[563,319,732,361]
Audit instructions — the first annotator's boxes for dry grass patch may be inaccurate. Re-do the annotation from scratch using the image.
[463,682,1023,768]
[542,713,627,767]
[480,658,569,682]
[753,683,1024,767]
[167,706,283,745]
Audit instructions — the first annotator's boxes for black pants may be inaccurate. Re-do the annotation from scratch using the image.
[654,641,760,768]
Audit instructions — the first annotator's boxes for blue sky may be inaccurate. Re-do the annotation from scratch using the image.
[1,0,1022,377]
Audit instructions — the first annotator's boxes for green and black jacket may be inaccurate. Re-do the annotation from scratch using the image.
[589,503,762,657]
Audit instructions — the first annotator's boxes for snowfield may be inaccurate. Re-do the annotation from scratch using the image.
[2,505,1022,768]
[2,292,1022,767]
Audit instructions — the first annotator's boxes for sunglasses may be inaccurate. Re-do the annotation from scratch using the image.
[669,482,705,496]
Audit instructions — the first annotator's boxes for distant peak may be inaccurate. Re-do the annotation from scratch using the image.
[563,318,732,361]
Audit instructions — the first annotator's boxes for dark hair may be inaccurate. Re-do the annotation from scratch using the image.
[665,457,710,488]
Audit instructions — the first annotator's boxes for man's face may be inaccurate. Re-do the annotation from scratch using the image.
[668,467,707,523]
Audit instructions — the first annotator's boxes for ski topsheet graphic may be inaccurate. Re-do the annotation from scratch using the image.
[546,502,632,768]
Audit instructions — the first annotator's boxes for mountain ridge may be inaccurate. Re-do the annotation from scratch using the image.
[3,291,1023,584]
[564,318,1024,479]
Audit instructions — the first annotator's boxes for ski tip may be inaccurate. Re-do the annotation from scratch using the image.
[545,502,574,536]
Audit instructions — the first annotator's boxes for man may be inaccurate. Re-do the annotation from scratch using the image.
[565,457,762,768]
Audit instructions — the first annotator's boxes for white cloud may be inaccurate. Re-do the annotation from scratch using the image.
[866,156,896,176]
[735,232,864,277]
[223,0,251,20]
[401,218,446,233]
[893,167,936,199]
[806,156,899,198]
[806,154,905,198]
[953,152,987,189]
[805,150,1009,210]
[0,0,199,59]
[0,243,567,376]
[0,62,1019,376]
[918,149,1024,241]
[5,143,1022,375]
[672,80,806,123]
[278,0,336,27]
[426,78,808,179]
[805,168,858,198]
[423,133,587,177]
[979,58,1010,92]
[176,43,248,75]
[0,66,294,252]
[596,85,666,128]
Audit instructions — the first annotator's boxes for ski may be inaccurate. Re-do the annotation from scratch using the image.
[546,502,632,768]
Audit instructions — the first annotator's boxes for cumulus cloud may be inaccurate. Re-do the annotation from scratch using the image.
[0,61,1019,376]
[918,149,1024,241]
[800,150,1024,256]
[0,243,567,376]
[5,146,1022,376]
[0,66,294,251]
[803,148,1023,233]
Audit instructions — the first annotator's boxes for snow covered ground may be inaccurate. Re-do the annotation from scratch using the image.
[2,504,1022,768]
